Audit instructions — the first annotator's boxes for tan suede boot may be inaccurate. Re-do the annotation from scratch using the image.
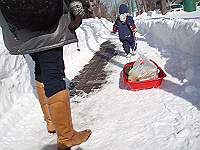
[47,89,91,150]
[35,80,56,133]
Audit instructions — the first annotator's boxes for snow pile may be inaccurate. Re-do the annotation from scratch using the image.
[136,11,200,55]
[0,46,36,136]
[0,11,200,149]
[135,10,200,101]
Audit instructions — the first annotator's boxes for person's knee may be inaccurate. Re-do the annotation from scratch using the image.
[44,78,66,98]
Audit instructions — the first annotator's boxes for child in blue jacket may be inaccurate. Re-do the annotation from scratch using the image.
[113,4,137,58]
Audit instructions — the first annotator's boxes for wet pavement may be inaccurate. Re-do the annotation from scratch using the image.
[71,40,117,96]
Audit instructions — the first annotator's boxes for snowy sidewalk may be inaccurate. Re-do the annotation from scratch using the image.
[71,40,117,96]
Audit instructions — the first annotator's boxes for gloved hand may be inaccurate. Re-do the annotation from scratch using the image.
[133,28,137,35]
[68,14,82,30]
[68,1,84,30]
[111,31,116,34]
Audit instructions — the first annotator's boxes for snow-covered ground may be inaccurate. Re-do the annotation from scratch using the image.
[0,10,200,150]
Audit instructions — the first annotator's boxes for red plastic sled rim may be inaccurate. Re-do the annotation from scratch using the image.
[123,60,166,91]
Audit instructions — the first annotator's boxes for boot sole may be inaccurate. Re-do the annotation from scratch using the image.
[48,130,56,134]
[84,131,92,143]
[57,132,92,150]
[58,148,71,150]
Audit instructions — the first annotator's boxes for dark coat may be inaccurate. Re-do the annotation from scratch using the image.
[113,4,136,43]
[0,0,78,55]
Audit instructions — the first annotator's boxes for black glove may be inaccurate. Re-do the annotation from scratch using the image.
[68,14,82,30]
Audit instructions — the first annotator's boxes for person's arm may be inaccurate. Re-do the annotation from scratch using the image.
[113,21,118,33]
[127,17,137,35]
[112,16,120,33]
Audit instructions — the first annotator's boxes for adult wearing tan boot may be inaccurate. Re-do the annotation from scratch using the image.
[35,80,56,134]
[0,0,91,149]
[31,46,91,150]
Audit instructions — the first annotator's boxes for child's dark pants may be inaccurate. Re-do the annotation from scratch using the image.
[121,38,136,55]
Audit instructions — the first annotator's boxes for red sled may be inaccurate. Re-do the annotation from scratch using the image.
[123,60,166,91]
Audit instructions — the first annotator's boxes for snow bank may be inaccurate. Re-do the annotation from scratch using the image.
[0,44,37,137]
[135,11,200,56]
[0,46,34,116]
[135,10,200,100]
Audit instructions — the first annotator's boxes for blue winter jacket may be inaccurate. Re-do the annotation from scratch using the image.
[113,4,136,42]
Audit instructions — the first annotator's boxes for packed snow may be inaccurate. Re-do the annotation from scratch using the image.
[0,10,200,150]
